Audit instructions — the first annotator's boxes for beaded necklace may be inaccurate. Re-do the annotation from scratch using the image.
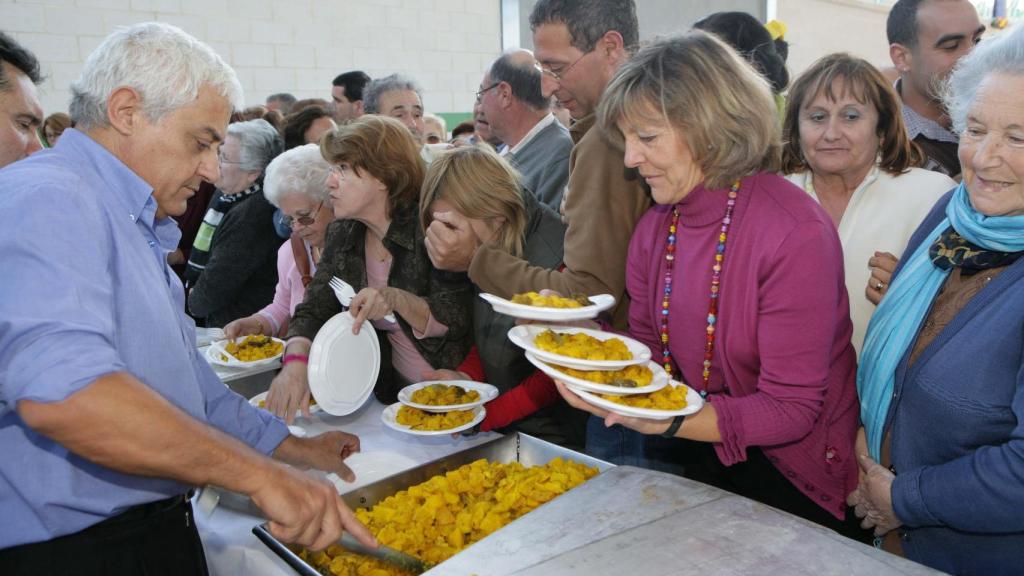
[658,180,740,398]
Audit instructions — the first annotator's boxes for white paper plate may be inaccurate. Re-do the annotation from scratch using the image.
[569,380,704,420]
[308,312,380,416]
[507,324,651,371]
[479,293,615,321]
[248,391,322,418]
[525,352,669,396]
[205,336,286,368]
[381,403,485,436]
[397,380,499,413]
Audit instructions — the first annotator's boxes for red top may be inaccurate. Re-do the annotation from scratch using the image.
[461,346,561,432]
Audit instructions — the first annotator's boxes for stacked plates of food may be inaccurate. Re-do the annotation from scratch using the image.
[479,291,615,321]
[382,380,498,436]
[510,325,704,420]
[206,334,285,368]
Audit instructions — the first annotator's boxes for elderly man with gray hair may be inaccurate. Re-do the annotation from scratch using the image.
[363,73,425,144]
[0,23,373,575]
[186,117,287,327]
[477,48,573,210]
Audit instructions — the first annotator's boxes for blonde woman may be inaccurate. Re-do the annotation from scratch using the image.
[420,146,585,447]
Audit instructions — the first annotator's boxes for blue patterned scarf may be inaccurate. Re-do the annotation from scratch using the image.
[858,183,1024,459]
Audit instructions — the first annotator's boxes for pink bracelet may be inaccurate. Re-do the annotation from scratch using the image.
[282,354,309,366]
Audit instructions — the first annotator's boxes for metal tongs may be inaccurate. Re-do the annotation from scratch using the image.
[197,486,432,574]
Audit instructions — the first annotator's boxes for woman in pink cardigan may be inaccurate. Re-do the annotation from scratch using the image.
[556,32,862,537]
[224,144,334,339]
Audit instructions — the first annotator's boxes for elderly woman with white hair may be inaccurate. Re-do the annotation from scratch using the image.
[850,25,1024,575]
[186,118,285,327]
[223,144,335,339]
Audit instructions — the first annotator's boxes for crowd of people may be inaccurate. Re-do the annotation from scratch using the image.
[1,0,1022,574]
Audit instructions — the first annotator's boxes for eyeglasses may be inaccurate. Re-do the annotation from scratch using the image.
[535,49,592,81]
[475,82,500,103]
[281,200,325,228]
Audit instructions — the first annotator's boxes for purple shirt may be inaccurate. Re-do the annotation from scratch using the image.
[0,129,289,547]
[626,172,859,519]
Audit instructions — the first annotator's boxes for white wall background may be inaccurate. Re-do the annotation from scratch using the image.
[778,0,892,77]
[1,0,502,117]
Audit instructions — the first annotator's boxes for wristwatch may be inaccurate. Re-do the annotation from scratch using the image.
[661,414,686,438]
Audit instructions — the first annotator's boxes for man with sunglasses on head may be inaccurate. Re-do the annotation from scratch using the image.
[425,0,648,331]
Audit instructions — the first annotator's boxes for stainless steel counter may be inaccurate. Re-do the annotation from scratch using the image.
[430,466,943,576]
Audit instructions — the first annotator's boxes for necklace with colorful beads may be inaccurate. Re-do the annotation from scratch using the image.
[658,180,740,398]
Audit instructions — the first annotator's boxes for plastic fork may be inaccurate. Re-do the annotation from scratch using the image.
[329,276,396,323]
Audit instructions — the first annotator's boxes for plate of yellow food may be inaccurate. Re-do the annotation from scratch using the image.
[248,391,321,417]
[206,335,285,368]
[570,379,704,420]
[524,352,669,396]
[381,403,486,436]
[479,291,615,321]
[507,325,651,371]
[397,381,499,413]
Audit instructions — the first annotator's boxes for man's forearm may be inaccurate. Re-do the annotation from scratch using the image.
[18,372,274,496]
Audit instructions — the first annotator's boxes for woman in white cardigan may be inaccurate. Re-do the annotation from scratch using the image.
[781,53,955,353]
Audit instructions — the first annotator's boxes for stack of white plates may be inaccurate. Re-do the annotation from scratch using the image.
[508,324,703,420]
[381,380,498,436]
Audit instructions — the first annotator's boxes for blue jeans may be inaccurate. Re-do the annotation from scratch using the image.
[583,415,686,476]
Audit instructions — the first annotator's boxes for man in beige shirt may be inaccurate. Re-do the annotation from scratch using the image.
[425,0,649,330]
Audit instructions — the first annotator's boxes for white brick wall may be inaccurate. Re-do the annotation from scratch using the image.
[1,0,501,116]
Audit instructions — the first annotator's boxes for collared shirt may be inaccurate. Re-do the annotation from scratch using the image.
[0,129,288,548]
[896,79,959,144]
[506,113,557,157]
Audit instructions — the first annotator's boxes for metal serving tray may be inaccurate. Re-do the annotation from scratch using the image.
[253,433,614,575]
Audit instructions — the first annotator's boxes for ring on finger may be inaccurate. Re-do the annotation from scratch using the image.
[874,280,885,291]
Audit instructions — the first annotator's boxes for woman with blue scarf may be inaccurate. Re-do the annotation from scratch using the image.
[849,25,1024,575]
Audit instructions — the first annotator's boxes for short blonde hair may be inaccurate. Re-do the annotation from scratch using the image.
[420,145,527,257]
[598,31,780,190]
[320,115,424,216]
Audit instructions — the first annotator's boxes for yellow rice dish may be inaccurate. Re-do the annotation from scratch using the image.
[222,335,282,362]
[510,291,591,308]
[410,384,480,406]
[295,457,599,575]
[600,384,688,410]
[396,406,475,431]
[534,329,631,361]
[555,363,653,388]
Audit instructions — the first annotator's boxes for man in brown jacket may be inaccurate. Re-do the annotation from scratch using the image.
[425,0,649,330]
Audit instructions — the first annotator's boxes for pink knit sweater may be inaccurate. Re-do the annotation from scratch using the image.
[626,172,859,519]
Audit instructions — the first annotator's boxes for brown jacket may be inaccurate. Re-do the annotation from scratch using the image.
[467,114,651,329]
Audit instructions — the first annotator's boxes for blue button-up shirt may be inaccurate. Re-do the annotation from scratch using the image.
[0,129,289,548]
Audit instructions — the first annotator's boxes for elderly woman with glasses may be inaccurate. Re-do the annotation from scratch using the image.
[554,32,863,538]
[223,144,335,340]
[266,116,473,422]
[186,118,285,327]
[849,25,1024,574]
